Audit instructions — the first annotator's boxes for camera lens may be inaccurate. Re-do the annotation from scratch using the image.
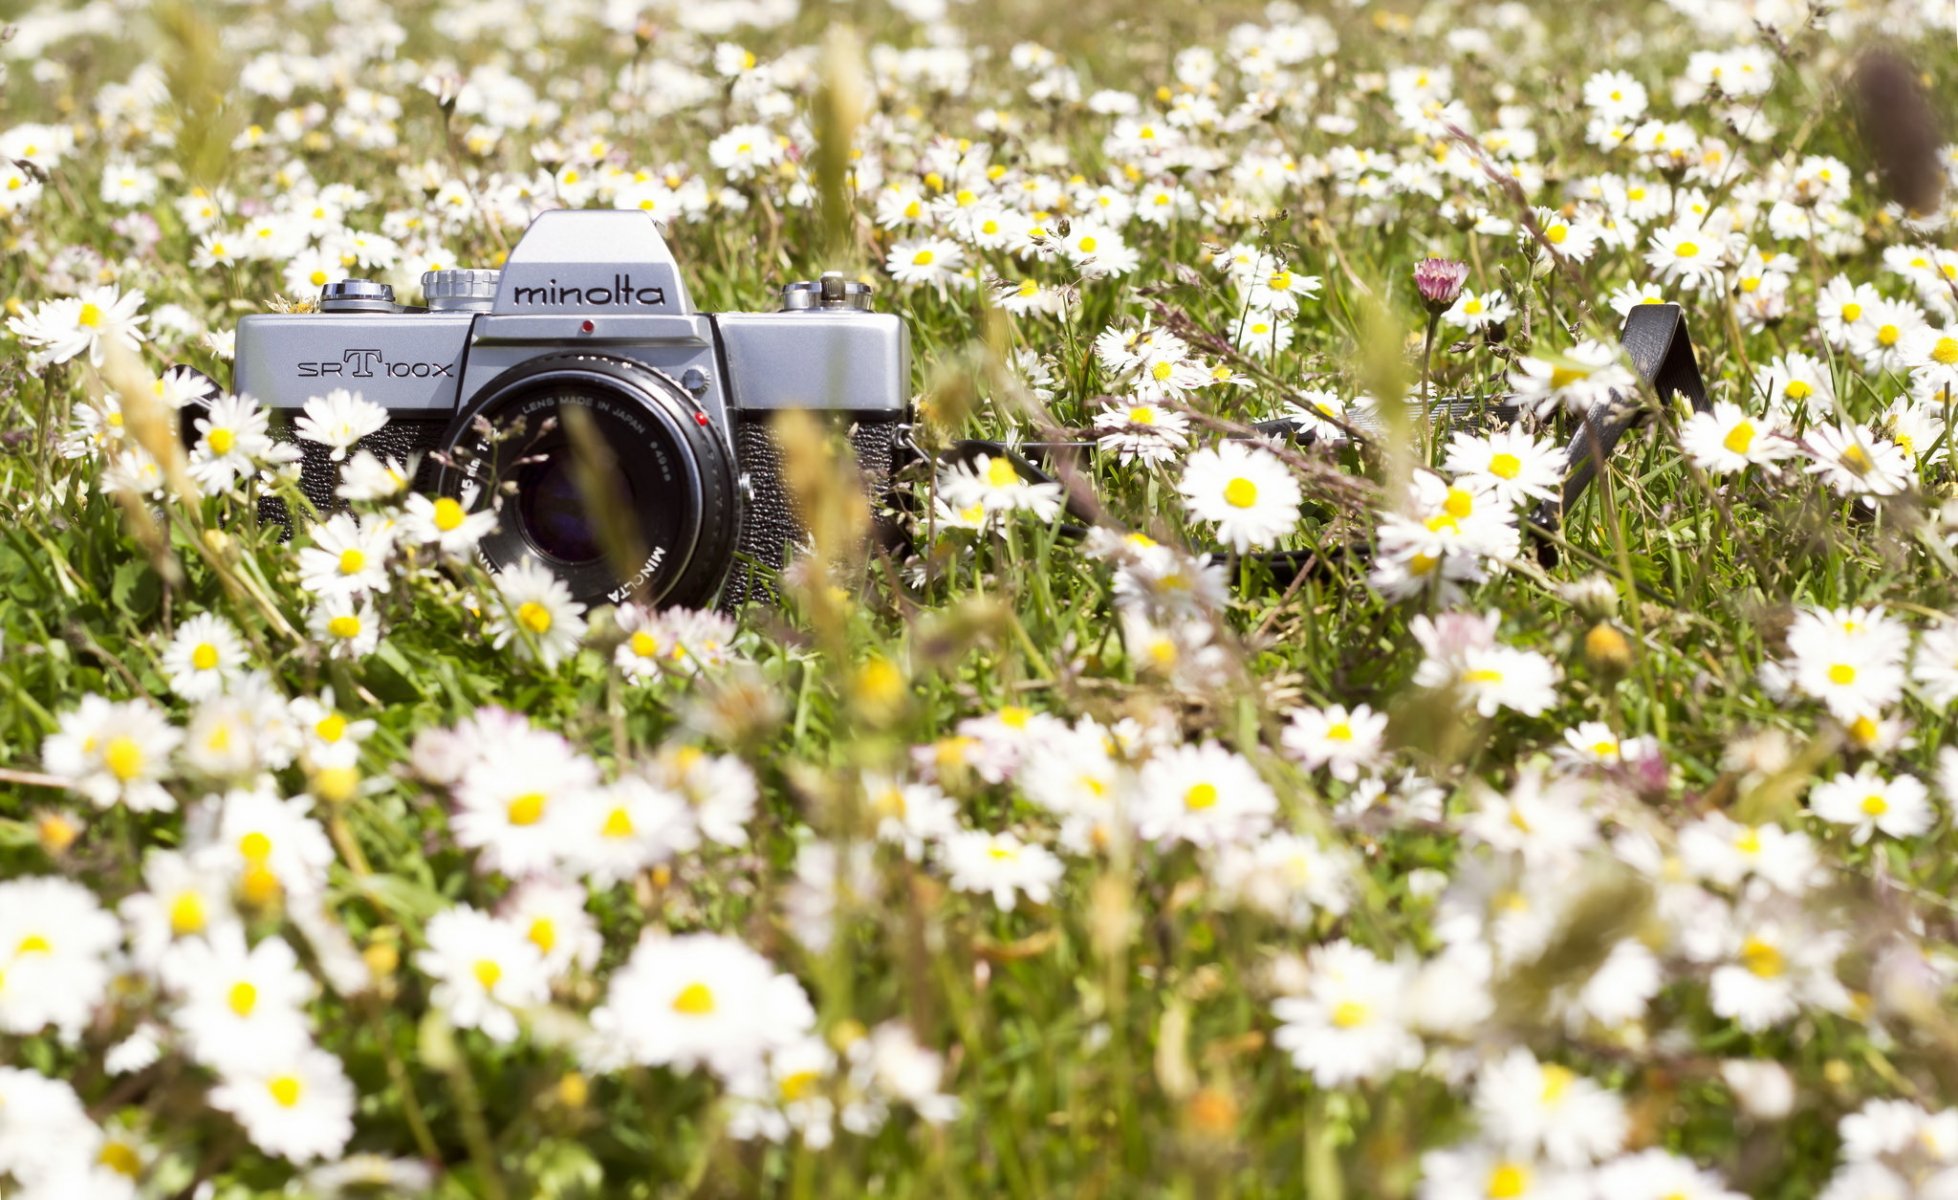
[432,355,740,609]
[515,448,607,565]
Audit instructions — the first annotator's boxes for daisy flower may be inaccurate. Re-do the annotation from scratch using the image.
[293,389,389,462]
[452,725,599,878]
[585,932,815,1081]
[502,880,603,980]
[162,613,248,701]
[488,558,589,669]
[1508,341,1637,417]
[308,594,380,660]
[5,284,147,367]
[1911,622,1958,708]
[41,694,182,813]
[1134,742,1278,848]
[1849,298,1927,373]
[1271,939,1422,1087]
[1751,351,1835,418]
[120,848,241,970]
[159,925,315,1071]
[196,787,337,905]
[937,453,1064,521]
[1281,703,1388,782]
[1417,1143,1581,1200]
[1207,833,1354,926]
[1177,441,1301,552]
[558,775,699,887]
[0,877,121,1038]
[885,237,967,293]
[1472,1048,1626,1167]
[415,906,551,1044]
[208,1045,356,1164]
[1093,400,1192,465]
[1707,909,1849,1032]
[190,392,285,492]
[1803,422,1913,498]
[298,513,395,598]
[1441,288,1514,332]
[1442,429,1567,506]
[1680,401,1796,475]
[401,492,497,558]
[1644,224,1725,289]
[1809,765,1934,843]
[942,828,1065,910]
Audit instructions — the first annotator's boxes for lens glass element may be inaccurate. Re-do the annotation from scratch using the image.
[516,447,609,565]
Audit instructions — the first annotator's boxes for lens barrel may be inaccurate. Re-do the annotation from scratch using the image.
[432,354,740,609]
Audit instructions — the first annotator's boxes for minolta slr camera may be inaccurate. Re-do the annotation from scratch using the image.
[225,210,910,608]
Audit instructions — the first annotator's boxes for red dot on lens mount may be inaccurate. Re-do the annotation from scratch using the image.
[694,412,710,425]
[579,319,595,333]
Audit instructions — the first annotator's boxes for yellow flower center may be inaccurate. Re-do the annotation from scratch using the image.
[629,631,660,658]
[1463,668,1504,684]
[267,1075,303,1108]
[98,1142,142,1177]
[1785,380,1812,401]
[315,713,348,743]
[1486,1163,1531,1199]
[327,614,362,640]
[1931,337,1958,366]
[1545,224,1568,245]
[1443,487,1474,519]
[672,982,716,1014]
[103,735,144,781]
[1723,421,1756,454]
[507,792,547,826]
[338,548,365,575]
[78,302,104,328]
[601,806,635,838]
[1539,1063,1575,1102]
[229,980,258,1016]
[1269,271,1292,291]
[241,865,281,906]
[1841,302,1863,322]
[985,457,1019,488]
[1673,241,1699,259]
[1741,936,1784,978]
[1548,365,1588,389]
[1489,452,1521,479]
[1828,663,1857,685]
[207,427,236,455]
[1861,793,1889,816]
[528,918,557,955]
[432,496,466,531]
[912,248,935,266]
[1222,477,1258,508]
[1151,359,1175,381]
[240,831,273,862]
[780,1069,821,1102]
[1326,722,1354,742]
[16,934,52,955]
[473,959,502,991]
[169,891,207,935]
[1849,715,1879,745]
[1464,298,1484,314]
[1128,406,1157,425]
[191,642,220,671]
[1331,1000,1369,1028]
[1079,236,1099,253]
[1877,324,1900,347]
[518,601,553,634]
[1184,782,1219,811]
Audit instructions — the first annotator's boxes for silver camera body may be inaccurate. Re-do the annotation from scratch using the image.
[230,210,910,609]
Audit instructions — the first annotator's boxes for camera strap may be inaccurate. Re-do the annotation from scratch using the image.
[928,302,1709,582]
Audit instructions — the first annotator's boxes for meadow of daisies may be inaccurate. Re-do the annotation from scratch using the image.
[6,0,1958,1194]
